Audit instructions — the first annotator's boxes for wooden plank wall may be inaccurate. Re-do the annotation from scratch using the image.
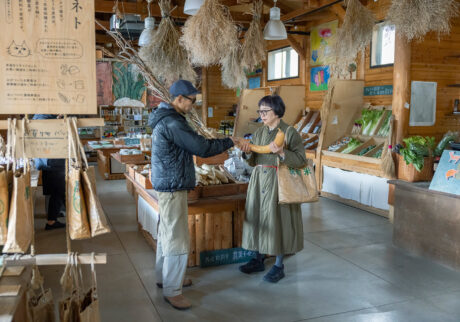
[206,65,239,129]
[409,17,460,139]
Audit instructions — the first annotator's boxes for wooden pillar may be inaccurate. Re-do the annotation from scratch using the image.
[201,67,208,126]
[392,35,411,145]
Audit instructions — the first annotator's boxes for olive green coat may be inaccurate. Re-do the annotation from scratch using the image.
[242,120,307,255]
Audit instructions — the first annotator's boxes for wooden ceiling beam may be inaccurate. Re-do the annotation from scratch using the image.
[281,0,342,22]
[328,3,346,21]
[261,0,294,14]
[287,35,306,60]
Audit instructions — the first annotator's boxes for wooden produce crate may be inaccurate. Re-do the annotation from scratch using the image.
[189,183,248,200]
[112,152,145,164]
[135,171,153,189]
[397,155,434,182]
[194,152,229,166]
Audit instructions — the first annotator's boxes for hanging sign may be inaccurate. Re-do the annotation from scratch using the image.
[0,0,96,114]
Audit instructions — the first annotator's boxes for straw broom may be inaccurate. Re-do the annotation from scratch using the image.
[139,0,196,85]
[180,0,239,66]
[381,115,396,179]
[386,0,459,41]
[331,0,375,78]
[241,0,265,71]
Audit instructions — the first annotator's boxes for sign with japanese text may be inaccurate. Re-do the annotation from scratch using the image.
[15,119,70,159]
[199,248,256,268]
[0,0,96,114]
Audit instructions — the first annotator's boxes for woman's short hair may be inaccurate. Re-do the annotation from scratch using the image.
[258,95,285,118]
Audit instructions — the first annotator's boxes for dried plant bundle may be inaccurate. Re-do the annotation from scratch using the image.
[221,44,248,90]
[96,21,214,138]
[180,0,239,66]
[139,0,196,85]
[331,0,375,77]
[241,0,265,71]
[386,0,459,41]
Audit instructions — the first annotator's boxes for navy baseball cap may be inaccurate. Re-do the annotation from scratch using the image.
[169,80,199,97]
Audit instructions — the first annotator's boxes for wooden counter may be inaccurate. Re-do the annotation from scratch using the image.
[125,174,247,267]
[390,180,460,270]
[92,146,138,180]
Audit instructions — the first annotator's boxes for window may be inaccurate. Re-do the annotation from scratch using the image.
[370,22,395,68]
[267,46,299,81]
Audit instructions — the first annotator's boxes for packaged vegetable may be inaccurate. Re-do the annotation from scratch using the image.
[434,131,459,156]
[341,138,362,154]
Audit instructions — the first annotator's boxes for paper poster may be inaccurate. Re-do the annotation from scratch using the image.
[310,66,330,91]
[0,0,96,114]
[429,150,460,195]
[310,20,338,66]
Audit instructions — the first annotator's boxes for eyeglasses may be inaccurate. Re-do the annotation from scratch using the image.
[182,95,196,104]
[256,109,273,116]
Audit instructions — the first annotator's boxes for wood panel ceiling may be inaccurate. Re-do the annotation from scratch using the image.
[95,0,368,46]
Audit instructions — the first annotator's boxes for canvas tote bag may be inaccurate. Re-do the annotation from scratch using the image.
[27,266,56,322]
[3,119,34,253]
[79,253,101,322]
[69,118,110,238]
[59,253,81,322]
[277,127,319,204]
[67,119,91,240]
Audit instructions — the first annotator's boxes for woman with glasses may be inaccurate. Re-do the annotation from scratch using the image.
[238,95,307,283]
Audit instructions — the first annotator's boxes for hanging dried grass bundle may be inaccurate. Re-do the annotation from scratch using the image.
[139,0,196,85]
[221,44,248,90]
[180,0,239,66]
[386,0,459,41]
[331,0,375,77]
[241,0,265,71]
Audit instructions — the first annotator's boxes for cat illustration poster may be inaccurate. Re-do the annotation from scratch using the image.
[7,40,31,57]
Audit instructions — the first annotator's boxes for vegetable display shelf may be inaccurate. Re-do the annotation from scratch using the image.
[318,80,393,181]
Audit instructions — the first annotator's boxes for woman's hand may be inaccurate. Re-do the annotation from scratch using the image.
[269,142,284,156]
[239,139,252,153]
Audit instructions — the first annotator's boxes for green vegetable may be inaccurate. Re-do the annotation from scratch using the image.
[377,112,391,137]
[399,136,435,172]
[341,138,362,154]
[358,145,376,156]
[373,148,383,158]
[434,131,459,156]
[356,109,384,136]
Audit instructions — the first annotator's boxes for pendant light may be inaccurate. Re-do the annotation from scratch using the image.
[138,0,155,47]
[263,0,287,40]
[184,0,204,15]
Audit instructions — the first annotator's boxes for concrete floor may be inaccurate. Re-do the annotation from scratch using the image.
[33,171,460,322]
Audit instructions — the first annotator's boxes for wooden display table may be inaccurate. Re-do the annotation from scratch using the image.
[92,146,138,180]
[125,174,247,267]
[390,180,460,270]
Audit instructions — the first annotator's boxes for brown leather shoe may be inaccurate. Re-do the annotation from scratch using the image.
[164,294,191,310]
[156,278,192,289]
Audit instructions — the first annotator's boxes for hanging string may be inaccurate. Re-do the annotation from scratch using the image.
[65,116,72,254]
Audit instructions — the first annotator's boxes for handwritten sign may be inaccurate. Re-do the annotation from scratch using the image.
[364,85,393,96]
[0,0,96,114]
[200,248,256,268]
[15,120,70,159]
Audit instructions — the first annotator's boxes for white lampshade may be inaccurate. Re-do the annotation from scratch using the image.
[263,6,287,40]
[138,17,155,47]
[184,0,204,15]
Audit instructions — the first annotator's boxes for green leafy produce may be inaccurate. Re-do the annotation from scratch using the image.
[356,109,384,136]
[399,136,435,172]
[377,112,391,137]
[358,145,376,156]
[341,138,362,154]
[373,148,383,158]
[434,131,459,156]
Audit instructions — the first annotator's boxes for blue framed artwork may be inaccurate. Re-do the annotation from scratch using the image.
[310,66,330,91]
[429,150,460,195]
[248,77,261,89]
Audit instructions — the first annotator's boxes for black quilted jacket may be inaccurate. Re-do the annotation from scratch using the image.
[148,103,233,192]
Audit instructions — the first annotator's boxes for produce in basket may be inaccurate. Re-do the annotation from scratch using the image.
[372,147,383,158]
[357,145,376,156]
[399,136,435,172]
[377,112,392,137]
[195,164,234,186]
[434,131,459,156]
[356,109,384,136]
[341,138,363,154]
[328,137,351,152]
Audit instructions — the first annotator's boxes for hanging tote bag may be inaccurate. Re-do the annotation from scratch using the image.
[59,253,81,322]
[79,253,101,322]
[27,266,56,322]
[0,166,9,245]
[70,118,110,237]
[4,119,34,253]
[67,119,91,240]
[277,127,319,204]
